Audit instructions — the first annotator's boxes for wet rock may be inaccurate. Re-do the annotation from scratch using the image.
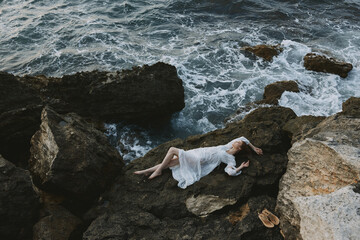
[256,80,299,105]
[224,103,259,124]
[1,63,184,166]
[294,185,360,240]
[226,80,299,124]
[303,53,353,78]
[0,155,40,240]
[341,96,360,118]
[82,106,296,239]
[283,115,325,144]
[33,205,82,240]
[0,71,42,167]
[29,107,124,206]
[242,44,283,61]
[21,62,185,122]
[276,109,360,239]
[0,71,42,113]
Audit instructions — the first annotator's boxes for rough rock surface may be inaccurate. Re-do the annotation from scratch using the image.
[0,155,40,240]
[0,72,42,167]
[21,62,185,122]
[226,80,299,124]
[33,204,82,240]
[294,185,360,240]
[256,80,299,105]
[82,106,296,239]
[283,115,326,144]
[242,44,283,61]
[341,96,360,118]
[276,102,360,240]
[1,62,184,166]
[303,53,353,78]
[185,194,237,217]
[29,107,124,204]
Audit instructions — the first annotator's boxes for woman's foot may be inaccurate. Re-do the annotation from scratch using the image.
[148,170,162,179]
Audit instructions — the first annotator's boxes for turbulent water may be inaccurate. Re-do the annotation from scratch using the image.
[1,0,360,162]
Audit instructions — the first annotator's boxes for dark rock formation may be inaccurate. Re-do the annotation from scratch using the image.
[341,97,360,118]
[0,72,42,167]
[303,53,353,78]
[226,80,299,124]
[21,62,185,122]
[227,195,282,239]
[0,72,42,112]
[29,107,124,206]
[0,155,40,240]
[242,44,283,61]
[256,80,299,105]
[1,62,184,167]
[33,204,82,240]
[283,115,326,144]
[82,106,296,239]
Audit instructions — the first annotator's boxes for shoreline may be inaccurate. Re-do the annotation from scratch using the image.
[0,50,358,239]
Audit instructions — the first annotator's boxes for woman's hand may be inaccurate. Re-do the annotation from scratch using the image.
[254,147,263,155]
[248,143,263,155]
[240,160,250,169]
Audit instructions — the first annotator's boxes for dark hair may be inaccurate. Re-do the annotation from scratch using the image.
[238,141,248,151]
[234,142,252,160]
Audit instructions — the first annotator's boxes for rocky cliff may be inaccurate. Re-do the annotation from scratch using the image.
[19,62,185,122]
[0,155,40,240]
[276,97,360,240]
[82,106,296,240]
[0,55,358,239]
[0,62,185,168]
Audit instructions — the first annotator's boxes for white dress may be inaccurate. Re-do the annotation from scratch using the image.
[170,137,250,189]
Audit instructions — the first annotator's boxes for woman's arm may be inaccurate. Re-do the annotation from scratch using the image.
[236,160,250,172]
[225,161,250,176]
[248,143,263,155]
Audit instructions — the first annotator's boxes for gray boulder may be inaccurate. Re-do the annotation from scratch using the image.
[276,97,360,240]
[29,107,124,204]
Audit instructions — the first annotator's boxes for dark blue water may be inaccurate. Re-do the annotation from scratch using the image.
[1,0,359,162]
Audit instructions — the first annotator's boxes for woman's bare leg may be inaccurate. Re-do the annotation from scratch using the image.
[167,156,179,168]
[134,156,179,176]
[134,148,180,178]
[148,147,179,179]
[134,164,161,176]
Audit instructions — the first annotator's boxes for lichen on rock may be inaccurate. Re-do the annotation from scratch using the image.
[276,97,360,240]
[294,185,360,240]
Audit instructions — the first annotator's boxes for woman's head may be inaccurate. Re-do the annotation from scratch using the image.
[232,140,247,152]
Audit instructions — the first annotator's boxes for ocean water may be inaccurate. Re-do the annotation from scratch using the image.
[1,0,359,162]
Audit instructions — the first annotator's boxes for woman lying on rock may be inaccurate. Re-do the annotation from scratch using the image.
[134,137,263,189]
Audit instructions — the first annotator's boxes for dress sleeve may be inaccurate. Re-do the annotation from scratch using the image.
[225,165,242,176]
[228,136,250,146]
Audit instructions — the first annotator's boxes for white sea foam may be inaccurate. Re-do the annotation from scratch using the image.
[1,0,360,161]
